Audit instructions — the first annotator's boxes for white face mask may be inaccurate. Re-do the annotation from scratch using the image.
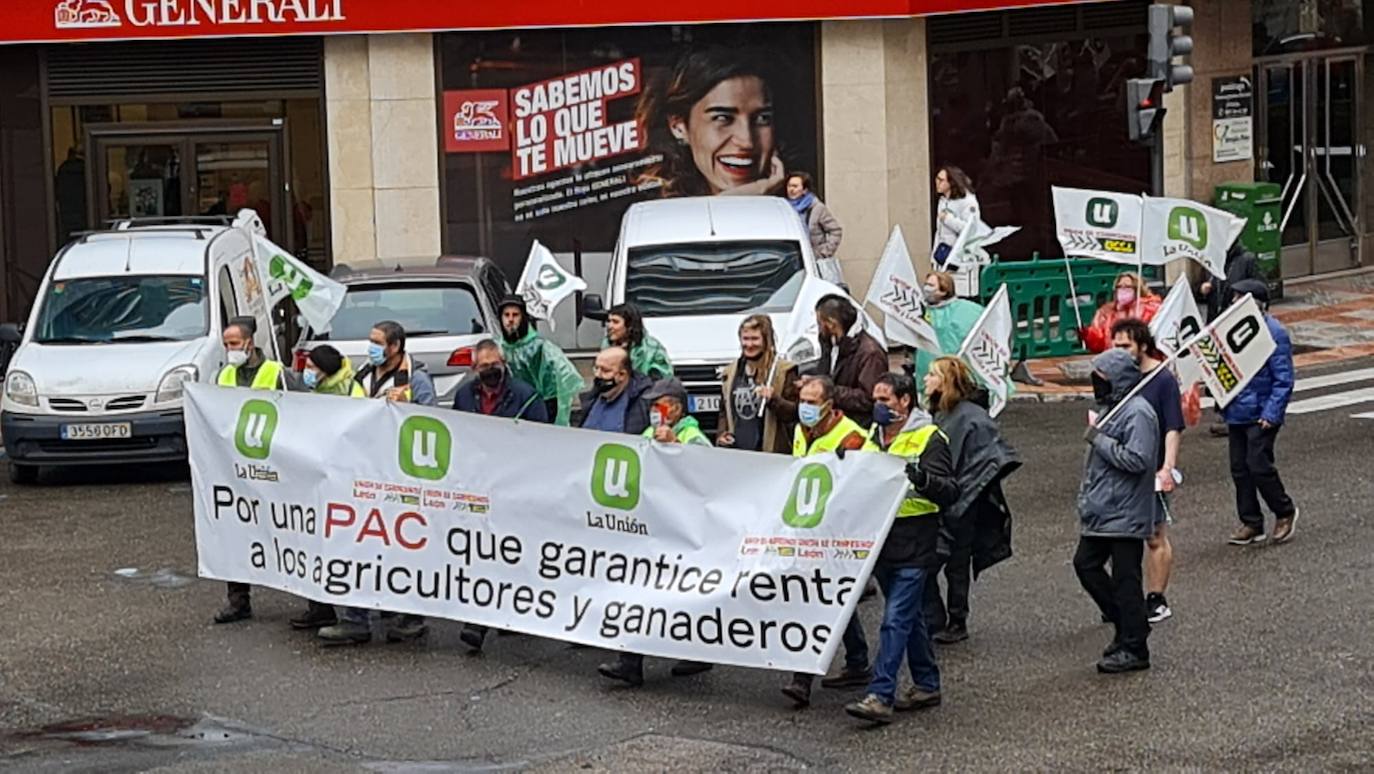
[226,348,249,367]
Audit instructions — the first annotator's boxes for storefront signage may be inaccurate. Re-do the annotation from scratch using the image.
[1212,76,1253,164]
[14,0,1104,44]
[512,60,644,180]
[443,90,510,154]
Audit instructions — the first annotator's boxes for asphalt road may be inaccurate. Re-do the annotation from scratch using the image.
[1,359,1372,772]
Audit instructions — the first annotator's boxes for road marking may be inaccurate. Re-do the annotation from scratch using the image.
[1286,386,1374,415]
[1202,367,1374,409]
[1352,411,1374,420]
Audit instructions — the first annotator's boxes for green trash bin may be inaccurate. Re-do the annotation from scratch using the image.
[1215,181,1283,299]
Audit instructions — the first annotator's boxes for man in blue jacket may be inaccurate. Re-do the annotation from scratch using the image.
[1223,280,1300,546]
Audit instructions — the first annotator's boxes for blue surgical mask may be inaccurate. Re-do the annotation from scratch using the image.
[798,403,824,428]
[873,402,898,427]
[302,369,320,389]
[367,342,386,366]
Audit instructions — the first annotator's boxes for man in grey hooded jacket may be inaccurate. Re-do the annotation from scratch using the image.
[1074,349,1159,674]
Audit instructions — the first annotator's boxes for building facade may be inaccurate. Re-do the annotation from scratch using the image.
[0,0,1370,327]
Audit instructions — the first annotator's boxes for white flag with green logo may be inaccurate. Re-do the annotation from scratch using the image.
[1149,277,1206,387]
[1140,197,1246,279]
[517,240,587,331]
[232,210,347,333]
[1052,186,1144,265]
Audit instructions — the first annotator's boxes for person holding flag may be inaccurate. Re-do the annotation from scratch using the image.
[911,272,984,399]
[1080,273,1162,353]
[498,295,583,426]
[717,315,798,454]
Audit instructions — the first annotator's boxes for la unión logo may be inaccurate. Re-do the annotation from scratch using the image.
[399,416,452,481]
[1086,197,1119,229]
[591,443,640,511]
[1168,206,1208,250]
[234,399,278,460]
[782,464,834,529]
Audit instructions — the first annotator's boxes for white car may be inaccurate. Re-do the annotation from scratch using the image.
[0,219,283,483]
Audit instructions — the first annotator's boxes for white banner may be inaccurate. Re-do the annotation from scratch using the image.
[187,385,909,673]
[1185,294,1275,408]
[1140,198,1246,279]
[233,209,347,334]
[517,240,587,330]
[1052,187,1143,265]
[1149,278,1205,387]
[957,284,1014,418]
[865,227,939,352]
[781,275,887,362]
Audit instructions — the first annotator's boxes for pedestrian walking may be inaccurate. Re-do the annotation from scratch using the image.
[577,346,653,436]
[781,375,878,707]
[931,165,979,270]
[1110,319,1185,624]
[498,295,583,426]
[603,303,673,380]
[717,314,798,454]
[597,378,712,686]
[1223,280,1299,546]
[910,272,985,399]
[919,357,1020,644]
[300,344,364,397]
[785,171,844,284]
[815,294,887,428]
[1074,349,1159,674]
[845,372,957,724]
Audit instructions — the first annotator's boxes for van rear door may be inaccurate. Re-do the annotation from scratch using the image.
[207,227,280,363]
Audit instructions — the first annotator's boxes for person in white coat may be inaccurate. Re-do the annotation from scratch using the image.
[931,165,980,271]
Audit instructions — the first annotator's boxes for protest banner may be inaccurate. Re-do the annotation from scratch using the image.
[233,209,347,333]
[957,284,1014,418]
[1149,278,1205,387]
[1185,294,1275,408]
[1052,187,1143,265]
[864,227,939,353]
[187,385,909,673]
[516,240,587,330]
[1140,197,1246,279]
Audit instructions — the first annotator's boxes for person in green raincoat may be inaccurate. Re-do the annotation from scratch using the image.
[603,303,672,380]
[302,345,365,397]
[912,272,986,400]
[497,296,584,426]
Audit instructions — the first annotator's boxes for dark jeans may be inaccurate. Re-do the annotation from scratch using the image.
[1073,536,1149,658]
[923,544,972,632]
[226,581,250,610]
[868,565,940,703]
[790,599,870,685]
[1228,423,1296,529]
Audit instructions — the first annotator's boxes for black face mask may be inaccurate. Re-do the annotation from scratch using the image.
[1091,372,1114,405]
[478,367,504,387]
[593,377,618,394]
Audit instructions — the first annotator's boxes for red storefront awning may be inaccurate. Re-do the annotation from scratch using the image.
[15,0,1111,45]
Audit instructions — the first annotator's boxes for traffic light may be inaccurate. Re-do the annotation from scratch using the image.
[1126,77,1166,142]
[1148,3,1194,90]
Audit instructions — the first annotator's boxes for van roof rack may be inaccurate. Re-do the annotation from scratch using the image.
[108,216,234,229]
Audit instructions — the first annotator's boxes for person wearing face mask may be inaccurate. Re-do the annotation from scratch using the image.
[1079,273,1161,354]
[603,303,673,381]
[352,320,437,407]
[1075,349,1159,674]
[718,314,797,454]
[597,378,711,687]
[786,172,844,284]
[910,272,985,401]
[781,375,879,707]
[814,295,887,428]
[919,357,1020,645]
[498,296,582,426]
[577,346,654,436]
[301,344,364,397]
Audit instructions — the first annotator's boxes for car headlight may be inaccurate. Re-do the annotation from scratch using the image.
[156,365,199,403]
[5,370,37,407]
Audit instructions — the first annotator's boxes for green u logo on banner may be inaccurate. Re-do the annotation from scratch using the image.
[399,416,452,480]
[235,399,278,460]
[591,444,640,510]
[782,464,834,528]
[1168,206,1208,249]
[1086,197,1119,228]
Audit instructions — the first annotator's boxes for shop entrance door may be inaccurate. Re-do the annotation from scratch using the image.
[1256,51,1365,277]
[88,124,289,249]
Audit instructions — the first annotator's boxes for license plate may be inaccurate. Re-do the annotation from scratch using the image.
[61,423,132,441]
[689,394,721,413]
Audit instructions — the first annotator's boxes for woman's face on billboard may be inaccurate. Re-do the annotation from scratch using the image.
[670,75,775,194]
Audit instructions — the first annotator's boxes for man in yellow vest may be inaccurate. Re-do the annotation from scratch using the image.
[844,372,958,725]
[213,317,296,624]
[782,375,879,707]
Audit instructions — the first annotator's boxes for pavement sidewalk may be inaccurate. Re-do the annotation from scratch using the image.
[1013,272,1374,402]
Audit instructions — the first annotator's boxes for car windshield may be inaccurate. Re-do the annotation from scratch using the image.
[324,282,486,340]
[34,275,208,344]
[625,241,806,317]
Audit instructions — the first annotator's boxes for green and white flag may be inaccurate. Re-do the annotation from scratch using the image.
[517,240,587,331]
[1140,197,1247,279]
[233,210,347,333]
[1052,186,1144,265]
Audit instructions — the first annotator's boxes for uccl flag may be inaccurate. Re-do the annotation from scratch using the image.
[233,210,346,334]
[517,240,586,330]
[864,227,939,352]
[1185,294,1276,408]
[1149,278,1205,387]
[957,284,1014,418]
[1053,187,1144,265]
[1140,197,1246,279]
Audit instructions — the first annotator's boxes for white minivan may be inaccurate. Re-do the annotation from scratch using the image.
[0,220,281,483]
[582,196,823,432]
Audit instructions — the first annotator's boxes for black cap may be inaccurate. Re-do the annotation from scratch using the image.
[1229,279,1269,305]
[498,294,527,313]
[644,378,689,407]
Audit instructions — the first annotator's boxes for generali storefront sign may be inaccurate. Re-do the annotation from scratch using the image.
[10,0,1096,44]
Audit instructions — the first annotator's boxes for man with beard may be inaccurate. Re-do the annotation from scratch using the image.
[497,296,583,426]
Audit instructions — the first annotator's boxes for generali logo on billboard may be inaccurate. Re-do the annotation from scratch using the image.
[55,0,345,30]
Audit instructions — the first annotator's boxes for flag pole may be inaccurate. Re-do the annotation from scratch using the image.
[1063,255,1086,332]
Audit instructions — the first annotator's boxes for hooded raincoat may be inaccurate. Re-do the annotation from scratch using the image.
[315,356,364,397]
[601,334,674,381]
[1078,350,1159,540]
[914,297,984,398]
[502,328,584,426]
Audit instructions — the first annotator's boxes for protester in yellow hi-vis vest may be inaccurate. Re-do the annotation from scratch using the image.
[301,345,365,398]
[844,372,958,726]
[782,374,880,708]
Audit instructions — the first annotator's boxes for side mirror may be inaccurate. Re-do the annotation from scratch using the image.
[582,293,608,323]
[0,323,22,344]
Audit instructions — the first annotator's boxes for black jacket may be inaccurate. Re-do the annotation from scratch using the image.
[1202,246,1261,319]
[881,429,959,570]
[452,372,549,422]
[577,372,653,435]
[936,399,1021,576]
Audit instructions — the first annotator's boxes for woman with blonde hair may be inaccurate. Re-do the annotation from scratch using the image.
[1080,272,1162,353]
[717,314,798,454]
[919,357,1021,644]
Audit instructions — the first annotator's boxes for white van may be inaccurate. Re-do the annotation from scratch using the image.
[582,196,821,430]
[0,220,281,483]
